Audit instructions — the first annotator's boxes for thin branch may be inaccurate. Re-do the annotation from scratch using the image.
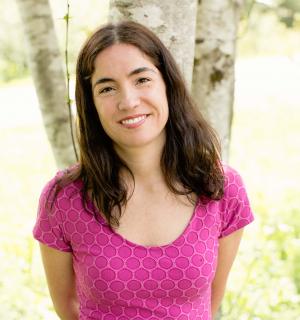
[64,0,78,161]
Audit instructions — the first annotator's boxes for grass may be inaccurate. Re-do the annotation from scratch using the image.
[223,100,300,319]
[0,124,56,319]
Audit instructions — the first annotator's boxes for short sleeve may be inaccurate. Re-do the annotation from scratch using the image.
[33,173,72,252]
[219,165,254,238]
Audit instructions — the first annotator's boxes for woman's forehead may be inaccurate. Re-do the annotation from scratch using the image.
[92,43,158,78]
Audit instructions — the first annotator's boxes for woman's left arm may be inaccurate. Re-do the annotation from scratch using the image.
[211,228,244,319]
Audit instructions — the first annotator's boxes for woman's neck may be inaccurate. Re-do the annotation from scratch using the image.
[114,140,166,190]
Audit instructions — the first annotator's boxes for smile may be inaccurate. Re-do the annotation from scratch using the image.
[121,115,147,125]
[119,114,149,129]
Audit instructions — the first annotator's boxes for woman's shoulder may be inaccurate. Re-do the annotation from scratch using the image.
[34,164,82,251]
[220,163,252,213]
[222,162,241,177]
[222,163,246,192]
[40,163,82,201]
[218,163,254,237]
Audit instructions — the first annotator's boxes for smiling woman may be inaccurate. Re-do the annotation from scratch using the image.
[91,43,169,150]
[33,21,254,320]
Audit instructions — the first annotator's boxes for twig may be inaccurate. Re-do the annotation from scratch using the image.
[64,0,78,161]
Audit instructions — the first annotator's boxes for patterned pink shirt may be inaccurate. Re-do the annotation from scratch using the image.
[33,165,254,320]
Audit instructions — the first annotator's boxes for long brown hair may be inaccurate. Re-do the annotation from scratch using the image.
[55,21,224,228]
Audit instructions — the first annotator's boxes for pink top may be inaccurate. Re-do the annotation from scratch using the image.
[33,165,254,320]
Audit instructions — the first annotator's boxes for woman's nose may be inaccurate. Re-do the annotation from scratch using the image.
[118,87,140,110]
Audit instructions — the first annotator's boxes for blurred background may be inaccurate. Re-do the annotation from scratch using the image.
[0,0,299,319]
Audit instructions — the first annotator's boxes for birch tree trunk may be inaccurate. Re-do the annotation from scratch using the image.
[192,0,244,162]
[16,0,76,169]
[109,0,198,89]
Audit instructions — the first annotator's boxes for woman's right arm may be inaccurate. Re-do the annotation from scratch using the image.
[39,243,79,320]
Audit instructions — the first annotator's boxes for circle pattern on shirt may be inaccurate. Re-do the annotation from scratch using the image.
[34,167,254,319]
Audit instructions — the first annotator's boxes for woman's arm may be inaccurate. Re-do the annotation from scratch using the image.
[39,243,79,320]
[211,228,244,319]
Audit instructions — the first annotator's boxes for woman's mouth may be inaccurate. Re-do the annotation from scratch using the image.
[120,114,149,128]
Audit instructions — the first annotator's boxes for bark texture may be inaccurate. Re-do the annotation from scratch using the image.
[16,0,76,169]
[192,0,244,162]
[109,0,198,88]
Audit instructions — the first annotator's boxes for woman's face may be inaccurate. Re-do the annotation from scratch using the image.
[91,43,169,152]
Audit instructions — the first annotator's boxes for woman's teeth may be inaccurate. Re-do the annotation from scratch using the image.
[121,115,146,125]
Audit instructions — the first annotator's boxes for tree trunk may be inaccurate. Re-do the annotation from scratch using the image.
[15,0,76,169]
[192,0,244,162]
[109,0,198,89]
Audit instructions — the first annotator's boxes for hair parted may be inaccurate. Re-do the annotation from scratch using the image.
[54,20,224,228]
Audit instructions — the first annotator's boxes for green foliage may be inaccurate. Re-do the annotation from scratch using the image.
[277,0,300,28]
[0,0,29,82]
[222,100,300,319]
[0,124,57,319]
[238,2,300,57]
[242,0,300,28]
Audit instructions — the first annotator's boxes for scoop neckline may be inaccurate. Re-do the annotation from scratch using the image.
[87,195,200,250]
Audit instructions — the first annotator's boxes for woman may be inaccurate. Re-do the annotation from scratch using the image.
[33,21,254,320]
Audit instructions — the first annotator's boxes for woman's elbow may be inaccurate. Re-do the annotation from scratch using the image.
[53,296,79,320]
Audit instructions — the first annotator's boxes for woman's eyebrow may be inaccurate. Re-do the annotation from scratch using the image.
[129,66,156,76]
[92,77,114,89]
[93,67,156,89]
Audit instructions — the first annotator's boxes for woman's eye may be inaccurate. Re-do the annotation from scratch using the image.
[136,77,151,85]
[98,87,114,95]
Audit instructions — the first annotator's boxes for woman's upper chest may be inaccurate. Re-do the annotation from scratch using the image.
[113,191,197,247]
